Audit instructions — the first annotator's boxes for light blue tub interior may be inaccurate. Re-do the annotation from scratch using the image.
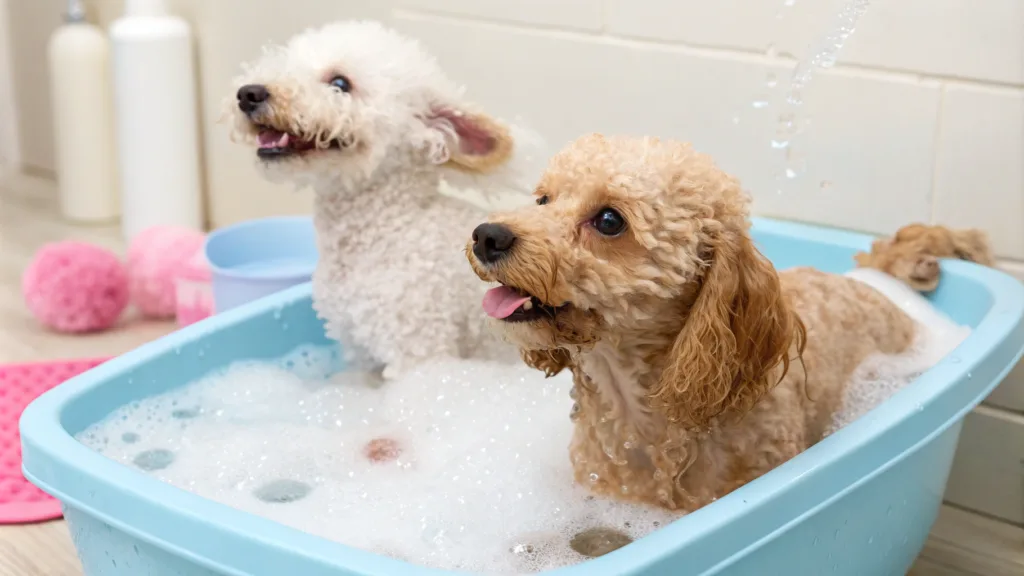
[20,216,1024,576]
[204,216,319,313]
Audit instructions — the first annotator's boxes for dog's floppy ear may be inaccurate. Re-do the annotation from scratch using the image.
[650,229,805,428]
[426,107,514,173]
[949,228,995,267]
[521,348,572,378]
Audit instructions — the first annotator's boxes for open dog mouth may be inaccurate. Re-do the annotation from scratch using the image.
[255,127,344,159]
[482,285,568,323]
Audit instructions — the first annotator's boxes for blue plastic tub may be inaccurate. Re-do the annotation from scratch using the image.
[204,216,319,313]
[20,217,1024,576]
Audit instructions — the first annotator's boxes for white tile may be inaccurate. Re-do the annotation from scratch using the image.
[933,86,1024,259]
[393,14,939,234]
[605,0,814,54]
[606,0,1024,85]
[843,0,1024,86]
[394,0,603,31]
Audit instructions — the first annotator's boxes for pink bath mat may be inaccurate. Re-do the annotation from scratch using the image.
[0,357,109,524]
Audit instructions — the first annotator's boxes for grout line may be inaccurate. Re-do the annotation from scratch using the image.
[941,502,1024,532]
[928,84,947,225]
[391,6,605,36]
[393,8,1024,93]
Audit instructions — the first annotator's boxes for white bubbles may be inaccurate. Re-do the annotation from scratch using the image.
[77,349,679,574]
[77,279,963,574]
[827,270,972,433]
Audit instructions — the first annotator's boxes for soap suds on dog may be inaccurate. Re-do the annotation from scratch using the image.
[78,272,968,574]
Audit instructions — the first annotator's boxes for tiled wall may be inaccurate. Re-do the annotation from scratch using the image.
[386,0,1023,260]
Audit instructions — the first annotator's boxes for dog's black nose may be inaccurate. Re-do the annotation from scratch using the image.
[472,223,516,264]
[237,84,270,113]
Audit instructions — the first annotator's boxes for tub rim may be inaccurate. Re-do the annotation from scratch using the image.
[19,216,1024,576]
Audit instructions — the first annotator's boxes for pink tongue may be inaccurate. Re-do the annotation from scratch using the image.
[482,286,531,319]
[258,130,289,149]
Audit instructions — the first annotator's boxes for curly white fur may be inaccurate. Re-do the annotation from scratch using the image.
[226,21,541,377]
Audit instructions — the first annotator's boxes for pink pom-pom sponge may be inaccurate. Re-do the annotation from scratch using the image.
[127,226,206,319]
[22,242,129,333]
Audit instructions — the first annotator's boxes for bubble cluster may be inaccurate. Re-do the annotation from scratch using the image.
[77,277,967,574]
[829,269,972,433]
[78,347,678,574]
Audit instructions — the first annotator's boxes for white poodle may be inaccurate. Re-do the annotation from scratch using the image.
[226,20,539,378]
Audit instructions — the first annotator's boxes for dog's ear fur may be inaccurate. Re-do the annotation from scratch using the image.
[426,107,514,173]
[521,348,572,378]
[650,229,805,428]
[949,229,995,266]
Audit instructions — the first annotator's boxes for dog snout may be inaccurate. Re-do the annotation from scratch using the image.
[472,223,516,264]
[237,84,270,114]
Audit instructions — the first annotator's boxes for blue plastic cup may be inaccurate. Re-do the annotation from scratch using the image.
[204,216,319,313]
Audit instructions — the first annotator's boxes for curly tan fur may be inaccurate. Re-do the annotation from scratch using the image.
[854,223,995,292]
[467,134,917,511]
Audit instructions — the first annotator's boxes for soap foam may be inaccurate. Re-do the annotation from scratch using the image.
[78,270,970,574]
[829,269,972,432]
[79,352,678,574]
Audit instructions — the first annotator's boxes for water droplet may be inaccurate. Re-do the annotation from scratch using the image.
[868,536,874,544]
[752,98,769,109]
[133,449,175,471]
[784,0,797,6]
[254,479,312,503]
[765,73,778,88]
[949,357,961,364]
[588,472,600,483]
[813,536,820,546]
[771,139,790,150]
[785,168,798,179]
[121,432,140,444]
[732,114,741,125]
[834,528,840,540]
[967,372,973,379]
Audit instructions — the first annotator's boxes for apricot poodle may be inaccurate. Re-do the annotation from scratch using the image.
[467,134,919,511]
[854,223,994,292]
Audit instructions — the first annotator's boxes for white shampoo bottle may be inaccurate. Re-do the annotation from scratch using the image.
[110,0,202,241]
[48,0,119,222]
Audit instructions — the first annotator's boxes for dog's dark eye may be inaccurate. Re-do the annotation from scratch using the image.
[329,75,352,93]
[592,208,626,236]
[536,195,549,206]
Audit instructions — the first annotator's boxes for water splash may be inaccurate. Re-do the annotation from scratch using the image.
[773,0,872,189]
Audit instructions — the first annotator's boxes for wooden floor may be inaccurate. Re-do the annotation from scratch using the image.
[0,171,1021,575]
